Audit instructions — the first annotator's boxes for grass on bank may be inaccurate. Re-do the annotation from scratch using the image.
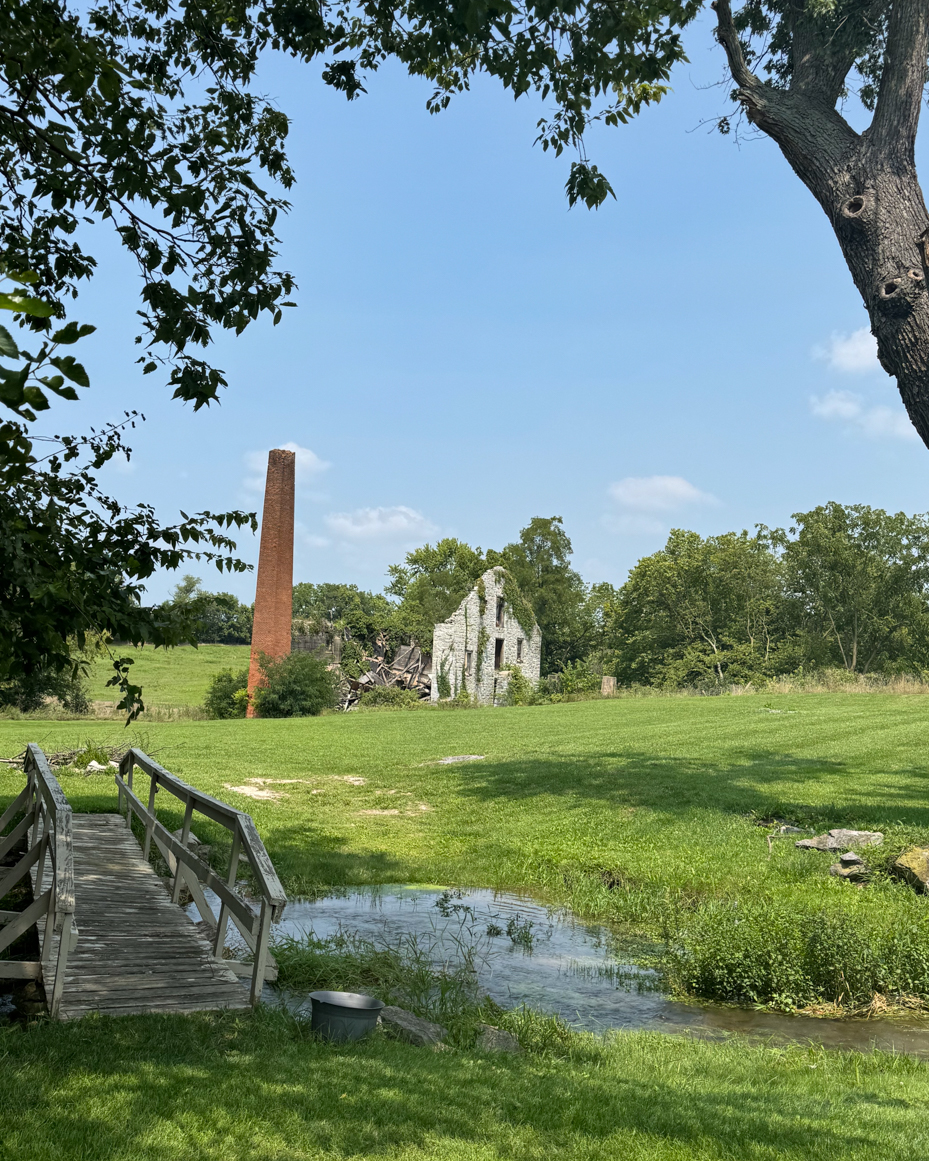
[2,1007,929,1161]
[4,694,929,1011]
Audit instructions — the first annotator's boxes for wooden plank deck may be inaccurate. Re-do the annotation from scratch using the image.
[45,814,250,1020]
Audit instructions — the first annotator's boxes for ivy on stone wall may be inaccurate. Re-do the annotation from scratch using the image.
[475,626,489,683]
[498,569,537,641]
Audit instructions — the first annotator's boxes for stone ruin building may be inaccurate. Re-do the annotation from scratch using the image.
[431,567,541,706]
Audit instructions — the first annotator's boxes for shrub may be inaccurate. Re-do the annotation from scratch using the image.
[339,638,366,679]
[0,665,89,714]
[502,665,536,706]
[252,651,335,718]
[357,686,422,710]
[666,894,929,1010]
[559,659,601,695]
[203,667,249,719]
[72,742,115,769]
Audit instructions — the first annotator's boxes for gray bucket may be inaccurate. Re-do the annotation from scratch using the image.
[308,990,385,1042]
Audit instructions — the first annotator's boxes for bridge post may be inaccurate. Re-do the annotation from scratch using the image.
[250,899,272,1006]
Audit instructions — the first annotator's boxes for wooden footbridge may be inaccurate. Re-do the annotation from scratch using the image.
[0,745,286,1020]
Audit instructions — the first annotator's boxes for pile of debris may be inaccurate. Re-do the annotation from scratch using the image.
[0,743,129,772]
[341,634,432,711]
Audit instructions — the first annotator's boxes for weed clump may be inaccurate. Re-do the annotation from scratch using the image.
[666,895,929,1011]
[357,687,423,711]
[273,928,485,1044]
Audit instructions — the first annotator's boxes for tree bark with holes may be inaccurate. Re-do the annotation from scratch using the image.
[712,0,929,446]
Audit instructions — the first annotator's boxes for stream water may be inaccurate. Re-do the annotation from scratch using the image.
[203,884,929,1057]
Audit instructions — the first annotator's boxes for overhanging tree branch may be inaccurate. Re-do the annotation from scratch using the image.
[711,0,762,91]
[870,0,929,157]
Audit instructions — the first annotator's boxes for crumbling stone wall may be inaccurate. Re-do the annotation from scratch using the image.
[430,568,541,706]
[246,449,295,716]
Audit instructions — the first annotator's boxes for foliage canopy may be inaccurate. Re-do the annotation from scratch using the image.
[608,504,929,687]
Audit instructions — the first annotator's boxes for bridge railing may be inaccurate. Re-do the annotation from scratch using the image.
[116,748,286,1004]
[0,744,77,1017]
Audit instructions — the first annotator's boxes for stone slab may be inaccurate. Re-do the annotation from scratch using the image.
[379,1005,448,1047]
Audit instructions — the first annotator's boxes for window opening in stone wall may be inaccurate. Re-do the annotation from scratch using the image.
[494,638,504,670]
[516,638,523,661]
[495,598,505,627]
[466,650,473,676]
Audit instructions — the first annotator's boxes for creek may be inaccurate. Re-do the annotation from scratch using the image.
[215,884,929,1057]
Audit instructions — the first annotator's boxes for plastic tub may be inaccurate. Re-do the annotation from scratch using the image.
[308,990,385,1042]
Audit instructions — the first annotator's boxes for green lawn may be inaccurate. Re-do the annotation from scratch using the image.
[4,695,929,1004]
[2,1008,928,1161]
[84,644,251,706]
[4,695,929,1159]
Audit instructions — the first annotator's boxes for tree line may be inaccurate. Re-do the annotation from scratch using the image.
[174,501,929,690]
[609,503,929,688]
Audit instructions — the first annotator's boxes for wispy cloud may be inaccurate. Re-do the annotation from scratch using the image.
[324,505,437,542]
[605,475,717,534]
[608,475,717,513]
[812,327,880,375]
[299,530,332,550]
[244,442,331,494]
[810,389,917,442]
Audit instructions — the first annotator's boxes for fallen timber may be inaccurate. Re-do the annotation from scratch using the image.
[0,745,285,1019]
[343,633,432,710]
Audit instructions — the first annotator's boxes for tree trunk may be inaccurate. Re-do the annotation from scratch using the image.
[799,140,929,445]
[712,0,929,448]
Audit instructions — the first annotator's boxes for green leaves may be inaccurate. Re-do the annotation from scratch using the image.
[565,162,616,209]
[96,64,122,102]
[612,529,787,688]
[0,404,258,718]
[610,504,929,689]
[48,355,90,387]
[0,292,54,317]
[0,272,93,436]
[1,0,295,410]
[51,322,96,345]
[773,503,929,675]
[0,325,19,358]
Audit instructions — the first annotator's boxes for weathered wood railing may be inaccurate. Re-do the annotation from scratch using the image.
[115,749,286,1004]
[0,744,77,1017]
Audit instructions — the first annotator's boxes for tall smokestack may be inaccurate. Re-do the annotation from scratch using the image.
[246,448,296,717]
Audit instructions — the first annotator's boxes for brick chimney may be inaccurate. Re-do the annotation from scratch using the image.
[246,448,295,717]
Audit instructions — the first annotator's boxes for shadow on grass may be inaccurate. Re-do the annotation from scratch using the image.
[454,750,929,831]
[266,824,409,887]
[0,1012,903,1160]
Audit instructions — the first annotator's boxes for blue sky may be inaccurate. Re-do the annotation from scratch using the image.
[58,10,929,602]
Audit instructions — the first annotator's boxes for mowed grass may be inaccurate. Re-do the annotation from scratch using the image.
[2,1009,929,1161]
[4,694,929,990]
[3,693,928,899]
[4,695,929,1159]
[84,644,251,706]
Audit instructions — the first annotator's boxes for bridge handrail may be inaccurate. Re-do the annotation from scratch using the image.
[116,748,286,1004]
[0,744,77,1017]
